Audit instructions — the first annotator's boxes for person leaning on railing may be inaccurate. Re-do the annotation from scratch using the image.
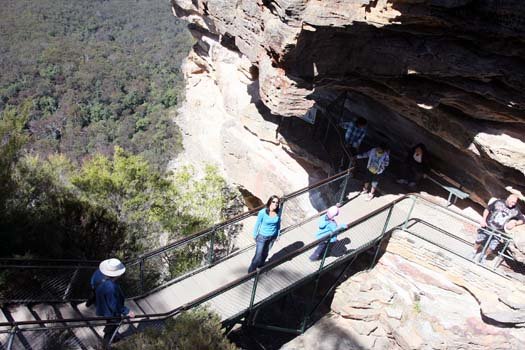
[309,206,348,261]
[471,194,525,264]
[90,258,135,347]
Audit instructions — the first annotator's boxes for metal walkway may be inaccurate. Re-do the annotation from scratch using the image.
[0,171,522,349]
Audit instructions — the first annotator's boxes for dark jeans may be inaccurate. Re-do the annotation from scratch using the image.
[248,235,276,273]
[405,161,425,184]
[309,240,332,261]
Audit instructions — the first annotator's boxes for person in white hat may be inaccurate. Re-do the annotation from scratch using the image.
[309,206,348,261]
[90,258,135,346]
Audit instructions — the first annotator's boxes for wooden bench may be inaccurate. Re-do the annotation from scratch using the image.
[426,173,469,206]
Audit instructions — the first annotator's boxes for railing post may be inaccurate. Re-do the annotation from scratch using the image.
[301,237,332,332]
[139,259,145,295]
[63,268,80,300]
[107,318,125,349]
[248,271,260,311]
[7,326,17,350]
[370,205,394,269]
[494,239,510,270]
[478,228,494,264]
[208,228,216,265]
[246,270,261,326]
[403,196,417,230]
[338,169,350,204]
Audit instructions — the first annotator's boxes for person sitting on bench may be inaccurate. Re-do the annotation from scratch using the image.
[471,194,525,263]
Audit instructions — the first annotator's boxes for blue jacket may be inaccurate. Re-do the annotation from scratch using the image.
[253,208,281,238]
[90,269,129,317]
[315,215,347,243]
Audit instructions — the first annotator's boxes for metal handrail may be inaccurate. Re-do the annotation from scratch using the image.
[1,193,520,335]
[0,194,408,329]
[0,168,354,268]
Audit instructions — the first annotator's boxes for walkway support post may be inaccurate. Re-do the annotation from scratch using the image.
[63,268,79,300]
[403,196,417,230]
[338,169,350,204]
[246,270,261,326]
[304,254,358,329]
[139,259,145,295]
[370,205,394,270]
[208,227,216,265]
[7,326,17,350]
[108,318,125,349]
[300,237,332,333]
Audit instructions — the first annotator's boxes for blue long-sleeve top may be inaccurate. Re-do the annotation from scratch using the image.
[90,269,129,318]
[315,214,347,243]
[253,208,281,238]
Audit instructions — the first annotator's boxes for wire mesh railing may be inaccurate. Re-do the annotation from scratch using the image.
[2,194,523,350]
[0,193,411,350]
[402,196,525,279]
[0,170,354,304]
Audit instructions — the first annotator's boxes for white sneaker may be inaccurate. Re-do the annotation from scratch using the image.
[365,193,374,201]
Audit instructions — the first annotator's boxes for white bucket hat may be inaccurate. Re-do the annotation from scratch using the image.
[99,258,126,277]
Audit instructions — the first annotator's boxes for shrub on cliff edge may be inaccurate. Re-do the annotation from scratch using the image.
[114,307,237,350]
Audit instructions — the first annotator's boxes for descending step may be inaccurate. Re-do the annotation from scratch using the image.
[31,304,84,350]
[54,303,101,350]
[0,308,20,349]
[5,305,42,350]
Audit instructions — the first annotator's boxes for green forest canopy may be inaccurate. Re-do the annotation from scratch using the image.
[0,0,242,262]
[0,0,193,170]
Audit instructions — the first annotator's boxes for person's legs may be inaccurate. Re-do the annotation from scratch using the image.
[472,228,492,261]
[103,320,119,348]
[310,241,329,261]
[248,235,273,273]
[481,237,501,263]
[259,237,273,266]
[367,175,380,200]
[408,163,424,187]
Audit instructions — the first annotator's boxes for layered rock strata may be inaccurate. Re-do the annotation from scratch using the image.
[171,0,525,203]
[282,229,525,349]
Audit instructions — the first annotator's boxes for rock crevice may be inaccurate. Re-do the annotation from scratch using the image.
[172,0,525,201]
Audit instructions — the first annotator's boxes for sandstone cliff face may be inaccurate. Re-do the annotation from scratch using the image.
[172,0,525,203]
[282,230,525,350]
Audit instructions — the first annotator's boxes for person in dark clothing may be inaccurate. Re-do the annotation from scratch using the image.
[397,143,428,188]
[90,258,135,347]
[471,194,525,263]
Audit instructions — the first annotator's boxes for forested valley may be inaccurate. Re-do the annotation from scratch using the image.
[0,0,239,264]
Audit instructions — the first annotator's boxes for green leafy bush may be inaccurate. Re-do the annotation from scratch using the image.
[115,307,237,350]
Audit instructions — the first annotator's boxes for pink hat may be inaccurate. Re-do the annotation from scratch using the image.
[326,206,339,219]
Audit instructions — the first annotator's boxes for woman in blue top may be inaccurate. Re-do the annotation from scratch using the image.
[248,195,282,273]
[309,206,347,261]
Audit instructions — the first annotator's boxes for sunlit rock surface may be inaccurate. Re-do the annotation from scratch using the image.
[282,230,525,350]
[171,0,525,203]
